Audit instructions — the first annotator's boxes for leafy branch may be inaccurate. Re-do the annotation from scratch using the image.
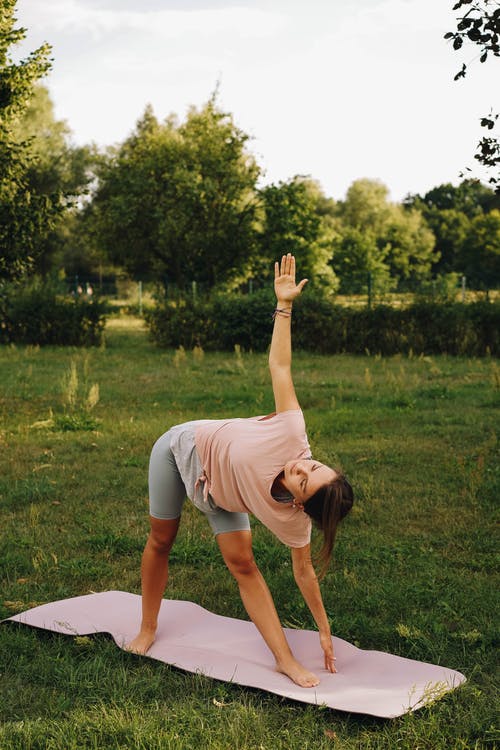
[444,0,500,191]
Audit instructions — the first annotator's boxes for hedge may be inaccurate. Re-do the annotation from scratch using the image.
[146,290,500,356]
[0,282,107,346]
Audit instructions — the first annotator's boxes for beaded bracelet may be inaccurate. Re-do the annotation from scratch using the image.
[272,307,293,320]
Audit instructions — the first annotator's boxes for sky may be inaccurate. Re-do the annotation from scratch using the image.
[13,0,500,202]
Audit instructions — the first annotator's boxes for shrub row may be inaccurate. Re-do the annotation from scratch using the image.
[0,282,107,346]
[146,290,500,356]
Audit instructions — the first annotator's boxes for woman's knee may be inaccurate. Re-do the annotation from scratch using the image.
[217,531,258,578]
[227,555,258,578]
[148,516,180,554]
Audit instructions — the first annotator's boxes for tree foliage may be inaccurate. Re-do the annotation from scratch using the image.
[382,206,437,285]
[91,100,260,290]
[0,0,57,280]
[462,209,500,287]
[445,0,500,66]
[330,227,392,295]
[258,177,338,291]
[406,180,499,284]
[444,0,500,191]
[12,85,92,201]
[11,85,97,274]
[332,179,437,293]
[407,179,495,217]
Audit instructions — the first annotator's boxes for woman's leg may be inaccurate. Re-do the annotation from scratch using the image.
[216,530,319,688]
[127,516,180,654]
[127,429,186,654]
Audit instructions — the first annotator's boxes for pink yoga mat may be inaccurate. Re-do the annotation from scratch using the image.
[4,591,465,718]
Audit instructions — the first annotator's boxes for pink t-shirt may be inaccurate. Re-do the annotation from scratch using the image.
[195,410,312,547]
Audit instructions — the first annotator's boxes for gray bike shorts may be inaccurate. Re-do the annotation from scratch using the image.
[148,423,251,536]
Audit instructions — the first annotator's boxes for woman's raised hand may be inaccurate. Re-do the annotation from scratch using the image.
[274,253,308,304]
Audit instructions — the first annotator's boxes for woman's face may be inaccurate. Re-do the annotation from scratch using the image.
[282,460,337,503]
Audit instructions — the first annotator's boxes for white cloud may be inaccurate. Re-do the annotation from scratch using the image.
[19,0,285,39]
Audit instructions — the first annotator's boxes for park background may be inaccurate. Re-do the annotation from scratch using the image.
[1,0,499,748]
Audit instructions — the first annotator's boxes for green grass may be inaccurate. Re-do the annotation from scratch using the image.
[0,316,498,749]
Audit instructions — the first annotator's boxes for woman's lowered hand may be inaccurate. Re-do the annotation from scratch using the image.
[320,631,337,673]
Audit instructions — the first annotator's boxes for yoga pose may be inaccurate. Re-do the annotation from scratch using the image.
[128,254,354,687]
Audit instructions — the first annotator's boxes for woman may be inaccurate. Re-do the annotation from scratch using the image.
[128,254,354,688]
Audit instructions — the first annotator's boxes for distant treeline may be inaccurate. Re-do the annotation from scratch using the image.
[3,83,500,297]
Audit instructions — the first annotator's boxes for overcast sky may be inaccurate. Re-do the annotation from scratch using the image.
[13,0,499,201]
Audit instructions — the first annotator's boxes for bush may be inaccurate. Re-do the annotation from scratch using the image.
[0,280,107,346]
[145,288,276,351]
[146,292,500,356]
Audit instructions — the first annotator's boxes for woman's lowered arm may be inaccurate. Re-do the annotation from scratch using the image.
[291,544,337,674]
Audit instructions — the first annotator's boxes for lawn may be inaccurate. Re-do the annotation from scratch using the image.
[0,315,498,749]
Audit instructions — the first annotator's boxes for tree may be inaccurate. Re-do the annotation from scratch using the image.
[13,85,92,199]
[11,85,97,275]
[444,0,500,191]
[381,206,437,286]
[0,0,56,281]
[460,209,500,288]
[258,177,338,291]
[419,207,470,274]
[407,179,495,218]
[331,226,392,294]
[405,180,498,279]
[338,179,393,235]
[334,179,437,291]
[91,100,260,290]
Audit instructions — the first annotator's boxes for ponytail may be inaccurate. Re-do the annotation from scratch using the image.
[303,474,354,579]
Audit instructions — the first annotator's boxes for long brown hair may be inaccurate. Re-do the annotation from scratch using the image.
[303,474,354,579]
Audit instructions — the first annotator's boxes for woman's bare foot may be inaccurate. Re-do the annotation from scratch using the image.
[126,631,155,655]
[276,657,320,688]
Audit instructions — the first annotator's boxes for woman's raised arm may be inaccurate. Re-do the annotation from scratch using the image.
[269,254,308,413]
